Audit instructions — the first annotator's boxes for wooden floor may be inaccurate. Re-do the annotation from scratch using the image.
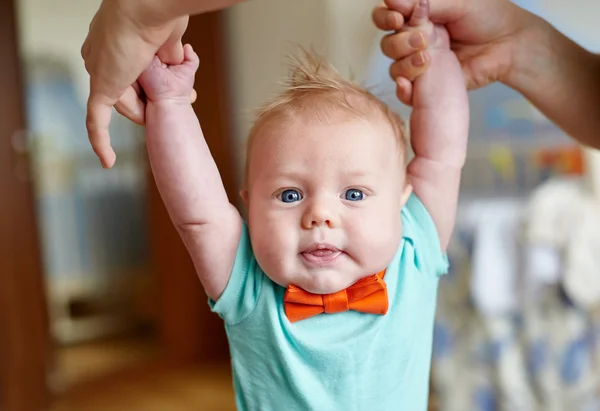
[50,334,160,389]
[51,365,236,411]
[49,335,236,411]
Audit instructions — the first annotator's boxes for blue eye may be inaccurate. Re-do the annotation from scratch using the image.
[344,189,364,201]
[280,189,302,203]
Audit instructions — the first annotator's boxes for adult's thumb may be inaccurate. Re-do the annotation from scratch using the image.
[157,39,185,65]
[156,16,189,65]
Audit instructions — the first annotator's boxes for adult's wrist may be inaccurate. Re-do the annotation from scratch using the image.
[117,0,174,28]
[500,8,551,91]
[503,8,600,98]
[121,0,245,27]
[501,8,600,148]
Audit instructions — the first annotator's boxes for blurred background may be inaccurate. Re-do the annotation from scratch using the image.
[1,0,599,410]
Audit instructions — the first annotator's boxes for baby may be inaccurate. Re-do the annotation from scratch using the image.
[137,1,468,409]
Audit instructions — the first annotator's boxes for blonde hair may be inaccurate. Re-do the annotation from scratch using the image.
[244,47,407,185]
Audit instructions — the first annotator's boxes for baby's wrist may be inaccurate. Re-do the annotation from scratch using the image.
[147,96,192,108]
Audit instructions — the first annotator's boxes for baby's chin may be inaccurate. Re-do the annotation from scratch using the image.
[281,271,363,295]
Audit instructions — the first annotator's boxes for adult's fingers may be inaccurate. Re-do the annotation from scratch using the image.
[86,92,116,168]
[156,16,189,65]
[395,76,414,106]
[408,0,429,26]
[383,0,417,17]
[385,0,463,25]
[380,30,428,60]
[389,51,430,82]
[157,39,185,66]
[115,85,146,125]
[372,3,405,31]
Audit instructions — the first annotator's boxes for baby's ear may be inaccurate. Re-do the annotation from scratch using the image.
[240,189,249,206]
[400,182,413,206]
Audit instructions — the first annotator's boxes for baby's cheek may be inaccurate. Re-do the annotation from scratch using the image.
[356,207,401,258]
[250,214,296,274]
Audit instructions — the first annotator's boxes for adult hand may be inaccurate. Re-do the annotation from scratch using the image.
[81,0,190,168]
[373,0,531,104]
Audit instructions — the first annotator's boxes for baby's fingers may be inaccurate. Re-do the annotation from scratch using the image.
[170,44,200,81]
[183,44,200,71]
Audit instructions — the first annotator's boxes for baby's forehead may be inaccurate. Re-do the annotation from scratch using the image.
[243,111,405,185]
[248,105,401,152]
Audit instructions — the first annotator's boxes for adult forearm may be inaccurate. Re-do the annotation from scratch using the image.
[506,10,600,149]
[122,0,244,26]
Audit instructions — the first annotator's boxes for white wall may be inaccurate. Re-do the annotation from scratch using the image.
[224,0,380,181]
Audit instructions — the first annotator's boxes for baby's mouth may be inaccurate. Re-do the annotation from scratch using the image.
[301,246,342,264]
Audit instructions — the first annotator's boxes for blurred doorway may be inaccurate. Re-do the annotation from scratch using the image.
[0,0,237,410]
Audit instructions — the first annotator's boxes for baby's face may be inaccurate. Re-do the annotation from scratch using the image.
[244,117,410,294]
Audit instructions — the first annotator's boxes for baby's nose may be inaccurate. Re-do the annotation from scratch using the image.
[301,201,339,229]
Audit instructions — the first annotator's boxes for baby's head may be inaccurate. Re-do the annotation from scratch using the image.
[241,49,413,294]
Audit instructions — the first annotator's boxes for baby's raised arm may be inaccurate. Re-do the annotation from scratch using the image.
[398,1,469,250]
[139,45,242,300]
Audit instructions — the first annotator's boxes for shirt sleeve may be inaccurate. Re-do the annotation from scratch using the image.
[208,221,264,324]
[401,193,449,277]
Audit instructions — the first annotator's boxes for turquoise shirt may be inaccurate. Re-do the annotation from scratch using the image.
[209,193,448,411]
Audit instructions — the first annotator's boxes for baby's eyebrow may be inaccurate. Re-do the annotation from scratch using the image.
[344,169,370,178]
[270,169,373,181]
[270,170,306,181]
[278,170,302,178]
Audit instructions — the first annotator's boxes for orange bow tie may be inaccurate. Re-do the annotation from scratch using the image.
[283,271,388,323]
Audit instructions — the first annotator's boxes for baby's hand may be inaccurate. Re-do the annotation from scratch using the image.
[385,0,450,105]
[138,44,199,103]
